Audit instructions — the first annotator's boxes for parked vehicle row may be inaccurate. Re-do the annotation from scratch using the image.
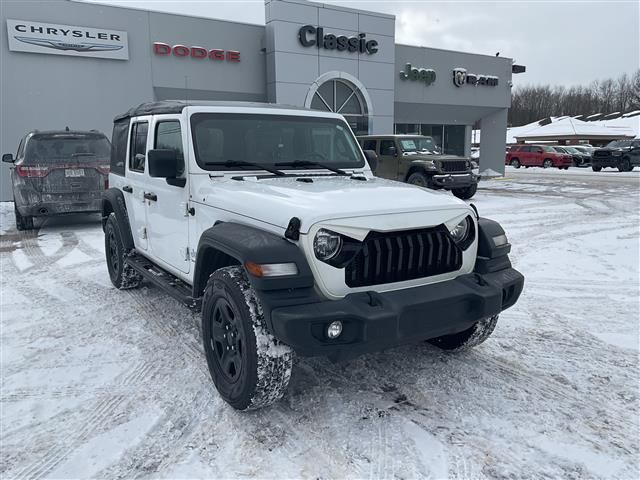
[591,139,640,172]
[505,144,573,169]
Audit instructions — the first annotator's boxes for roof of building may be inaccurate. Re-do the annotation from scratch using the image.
[114,100,312,121]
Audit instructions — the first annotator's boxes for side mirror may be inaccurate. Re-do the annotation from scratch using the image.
[148,149,179,178]
[2,153,14,163]
[363,150,378,172]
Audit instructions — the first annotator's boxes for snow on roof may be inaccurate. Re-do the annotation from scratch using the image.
[586,113,604,119]
[514,117,635,140]
[593,115,640,138]
[622,110,640,118]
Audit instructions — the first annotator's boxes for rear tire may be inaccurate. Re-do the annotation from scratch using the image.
[543,159,553,169]
[15,206,34,231]
[592,166,602,172]
[202,266,294,411]
[452,182,478,200]
[510,158,520,168]
[428,315,499,351]
[407,171,429,187]
[104,213,142,289]
[619,158,633,172]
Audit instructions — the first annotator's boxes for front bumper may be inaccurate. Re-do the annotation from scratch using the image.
[592,157,620,168]
[431,173,476,189]
[269,267,524,359]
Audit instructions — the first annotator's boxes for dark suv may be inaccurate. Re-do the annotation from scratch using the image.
[3,130,111,230]
[591,139,640,172]
[357,135,478,199]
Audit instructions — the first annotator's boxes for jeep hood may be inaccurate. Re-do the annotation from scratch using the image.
[199,175,470,233]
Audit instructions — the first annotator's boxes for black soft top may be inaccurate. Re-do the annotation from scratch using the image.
[114,100,310,122]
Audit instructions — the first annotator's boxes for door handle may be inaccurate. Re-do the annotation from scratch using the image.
[143,192,157,202]
[122,185,133,193]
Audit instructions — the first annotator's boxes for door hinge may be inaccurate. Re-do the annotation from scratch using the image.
[141,227,148,240]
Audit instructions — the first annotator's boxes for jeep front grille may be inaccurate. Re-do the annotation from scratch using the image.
[593,150,610,158]
[345,226,463,288]
[439,160,468,172]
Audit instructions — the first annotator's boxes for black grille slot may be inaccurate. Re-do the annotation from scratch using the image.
[345,226,463,288]
[440,160,468,172]
[593,150,609,157]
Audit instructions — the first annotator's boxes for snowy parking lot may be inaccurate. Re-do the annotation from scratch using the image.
[1,168,639,479]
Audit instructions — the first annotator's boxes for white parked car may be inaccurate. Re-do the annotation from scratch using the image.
[102,101,524,410]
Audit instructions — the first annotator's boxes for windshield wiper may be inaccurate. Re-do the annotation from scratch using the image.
[275,160,347,176]
[204,160,285,176]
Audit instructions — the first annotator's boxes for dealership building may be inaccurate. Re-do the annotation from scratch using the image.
[0,0,521,201]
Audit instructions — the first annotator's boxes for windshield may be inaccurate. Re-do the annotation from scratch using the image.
[25,134,110,162]
[398,137,440,154]
[552,147,566,152]
[190,113,364,171]
[606,140,633,148]
[564,147,579,153]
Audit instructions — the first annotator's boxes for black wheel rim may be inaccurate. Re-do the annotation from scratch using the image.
[107,226,120,274]
[210,298,244,382]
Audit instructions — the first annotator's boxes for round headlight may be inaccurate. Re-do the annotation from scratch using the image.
[313,229,343,261]
[449,217,471,244]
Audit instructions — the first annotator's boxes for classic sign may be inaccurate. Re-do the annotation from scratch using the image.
[298,25,378,54]
[6,19,128,60]
[453,68,498,87]
[153,42,240,62]
[399,63,436,86]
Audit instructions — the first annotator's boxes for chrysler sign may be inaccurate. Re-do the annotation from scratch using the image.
[6,19,129,60]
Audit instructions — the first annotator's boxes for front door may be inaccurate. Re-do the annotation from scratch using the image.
[377,139,399,179]
[145,116,190,274]
[125,120,149,250]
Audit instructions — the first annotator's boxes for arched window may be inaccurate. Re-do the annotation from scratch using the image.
[310,79,369,135]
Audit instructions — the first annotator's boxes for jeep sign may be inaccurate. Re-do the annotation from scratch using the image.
[298,25,378,54]
[399,63,436,86]
[6,19,128,60]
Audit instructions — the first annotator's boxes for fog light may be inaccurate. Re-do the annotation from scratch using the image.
[327,320,343,339]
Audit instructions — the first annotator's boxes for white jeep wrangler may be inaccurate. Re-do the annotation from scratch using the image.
[102,101,524,411]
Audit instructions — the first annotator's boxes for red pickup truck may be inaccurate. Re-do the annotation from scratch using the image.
[505,145,573,169]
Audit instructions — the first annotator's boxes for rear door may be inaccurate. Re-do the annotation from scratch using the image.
[125,119,150,251]
[145,116,191,274]
[377,139,399,179]
[519,146,532,166]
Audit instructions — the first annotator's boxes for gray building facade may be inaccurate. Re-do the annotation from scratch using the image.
[0,0,514,201]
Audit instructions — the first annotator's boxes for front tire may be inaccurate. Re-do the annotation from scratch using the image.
[407,171,429,187]
[15,206,34,231]
[510,158,520,168]
[542,159,553,169]
[452,182,478,200]
[428,315,498,351]
[202,266,293,411]
[592,166,602,172]
[104,213,142,289]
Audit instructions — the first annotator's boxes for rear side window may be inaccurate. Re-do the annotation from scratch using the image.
[362,140,376,151]
[520,146,531,152]
[380,140,395,154]
[129,122,148,173]
[110,119,130,176]
[155,121,184,174]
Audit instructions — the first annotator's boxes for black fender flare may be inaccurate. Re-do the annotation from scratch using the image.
[102,188,135,252]
[192,222,314,298]
[474,217,512,274]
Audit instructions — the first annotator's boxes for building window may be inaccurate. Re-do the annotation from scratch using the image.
[310,79,369,135]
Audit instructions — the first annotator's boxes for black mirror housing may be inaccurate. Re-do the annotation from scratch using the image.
[148,149,180,178]
[2,153,14,163]
[382,146,397,156]
[363,149,378,172]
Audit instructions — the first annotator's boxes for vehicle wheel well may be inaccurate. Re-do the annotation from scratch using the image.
[102,199,114,230]
[193,246,241,298]
[405,166,425,182]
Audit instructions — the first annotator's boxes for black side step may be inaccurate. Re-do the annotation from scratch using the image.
[126,254,201,311]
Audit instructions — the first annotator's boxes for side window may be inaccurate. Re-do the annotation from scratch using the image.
[110,118,130,176]
[362,140,376,151]
[155,120,184,174]
[129,122,148,173]
[379,140,395,155]
[16,137,26,159]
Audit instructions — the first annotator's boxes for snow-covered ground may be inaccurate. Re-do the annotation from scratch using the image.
[1,171,639,479]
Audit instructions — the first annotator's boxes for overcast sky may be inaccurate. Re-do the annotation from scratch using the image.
[83,0,639,87]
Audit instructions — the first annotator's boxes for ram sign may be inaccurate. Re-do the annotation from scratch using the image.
[6,19,129,60]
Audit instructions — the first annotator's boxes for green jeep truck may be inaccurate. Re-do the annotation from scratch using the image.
[357,135,478,199]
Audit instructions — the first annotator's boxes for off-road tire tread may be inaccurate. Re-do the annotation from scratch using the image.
[452,182,478,200]
[105,213,142,290]
[202,266,293,411]
[15,206,34,231]
[428,315,499,351]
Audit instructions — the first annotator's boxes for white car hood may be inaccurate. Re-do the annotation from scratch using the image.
[195,174,471,233]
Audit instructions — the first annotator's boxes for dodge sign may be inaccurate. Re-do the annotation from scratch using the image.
[6,19,129,60]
